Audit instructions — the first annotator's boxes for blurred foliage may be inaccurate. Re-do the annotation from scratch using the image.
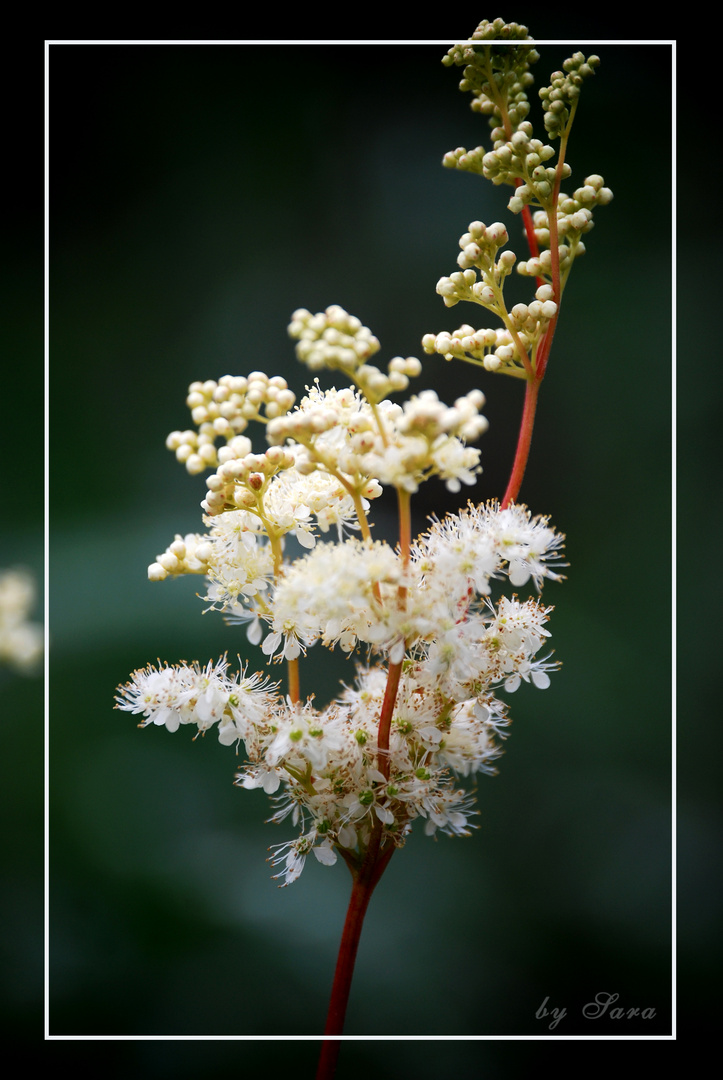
[37,38,678,1057]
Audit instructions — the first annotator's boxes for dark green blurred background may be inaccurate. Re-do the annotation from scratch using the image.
[41,38,675,1059]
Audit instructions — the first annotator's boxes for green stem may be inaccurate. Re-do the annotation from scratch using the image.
[349,488,377,551]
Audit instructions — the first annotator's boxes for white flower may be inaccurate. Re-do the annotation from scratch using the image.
[238,765,283,795]
[413,509,500,601]
[202,512,275,612]
[269,830,337,886]
[0,568,43,673]
[473,501,566,588]
[265,701,348,772]
[483,595,557,692]
[269,838,309,886]
[430,437,481,492]
[262,539,402,659]
[115,658,277,745]
[313,840,338,867]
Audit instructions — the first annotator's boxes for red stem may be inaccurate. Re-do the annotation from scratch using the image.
[316,486,410,1077]
[317,654,400,1065]
[501,376,540,509]
[503,153,566,504]
[316,842,395,1079]
[377,660,402,782]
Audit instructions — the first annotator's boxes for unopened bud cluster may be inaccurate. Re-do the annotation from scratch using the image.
[427,214,560,375]
[516,175,613,278]
[148,533,212,582]
[444,125,562,207]
[451,18,532,42]
[442,24,537,135]
[442,36,600,215]
[202,443,297,518]
[166,373,296,477]
[289,306,422,405]
[147,306,489,587]
[431,33,611,380]
[436,220,518,314]
[423,281,556,375]
[540,52,600,139]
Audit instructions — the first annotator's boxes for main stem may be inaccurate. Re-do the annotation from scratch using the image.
[316,842,395,1080]
[316,488,411,1079]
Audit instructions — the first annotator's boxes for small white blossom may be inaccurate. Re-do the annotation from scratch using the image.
[115,658,278,745]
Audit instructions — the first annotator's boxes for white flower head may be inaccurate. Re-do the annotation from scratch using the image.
[477,501,566,588]
[115,657,278,746]
[122,310,568,885]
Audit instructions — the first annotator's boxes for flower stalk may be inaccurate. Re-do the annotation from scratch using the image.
[502,375,540,509]
[318,840,396,1051]
[115,21,610,1059]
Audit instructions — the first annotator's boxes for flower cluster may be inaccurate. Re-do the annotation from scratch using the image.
[0,568,43,674]
[116,28,589,892]
[115,657,278,746]
[539,52,600,140]
[117,292,565,887]
[441,30,601,211]
[423,221,560,377]
[442,22,538,143]
[288,305,423,404]
[427,38,611,380]
[117,477,564,884]
[515,176,613,277]
[166,373,296,477]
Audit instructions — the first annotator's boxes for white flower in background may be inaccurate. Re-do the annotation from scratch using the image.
[0,568,43,674]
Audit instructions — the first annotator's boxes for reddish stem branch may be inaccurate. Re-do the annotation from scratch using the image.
[287,657,300,704]
[376,487,410,777]
[377,659,402,783]
[501,376,540,509]
[503,128,570,503]
[319,871,373,1035]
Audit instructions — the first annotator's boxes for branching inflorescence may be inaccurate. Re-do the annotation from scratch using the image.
[116,311,563,886]
[115,21,610,1050]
